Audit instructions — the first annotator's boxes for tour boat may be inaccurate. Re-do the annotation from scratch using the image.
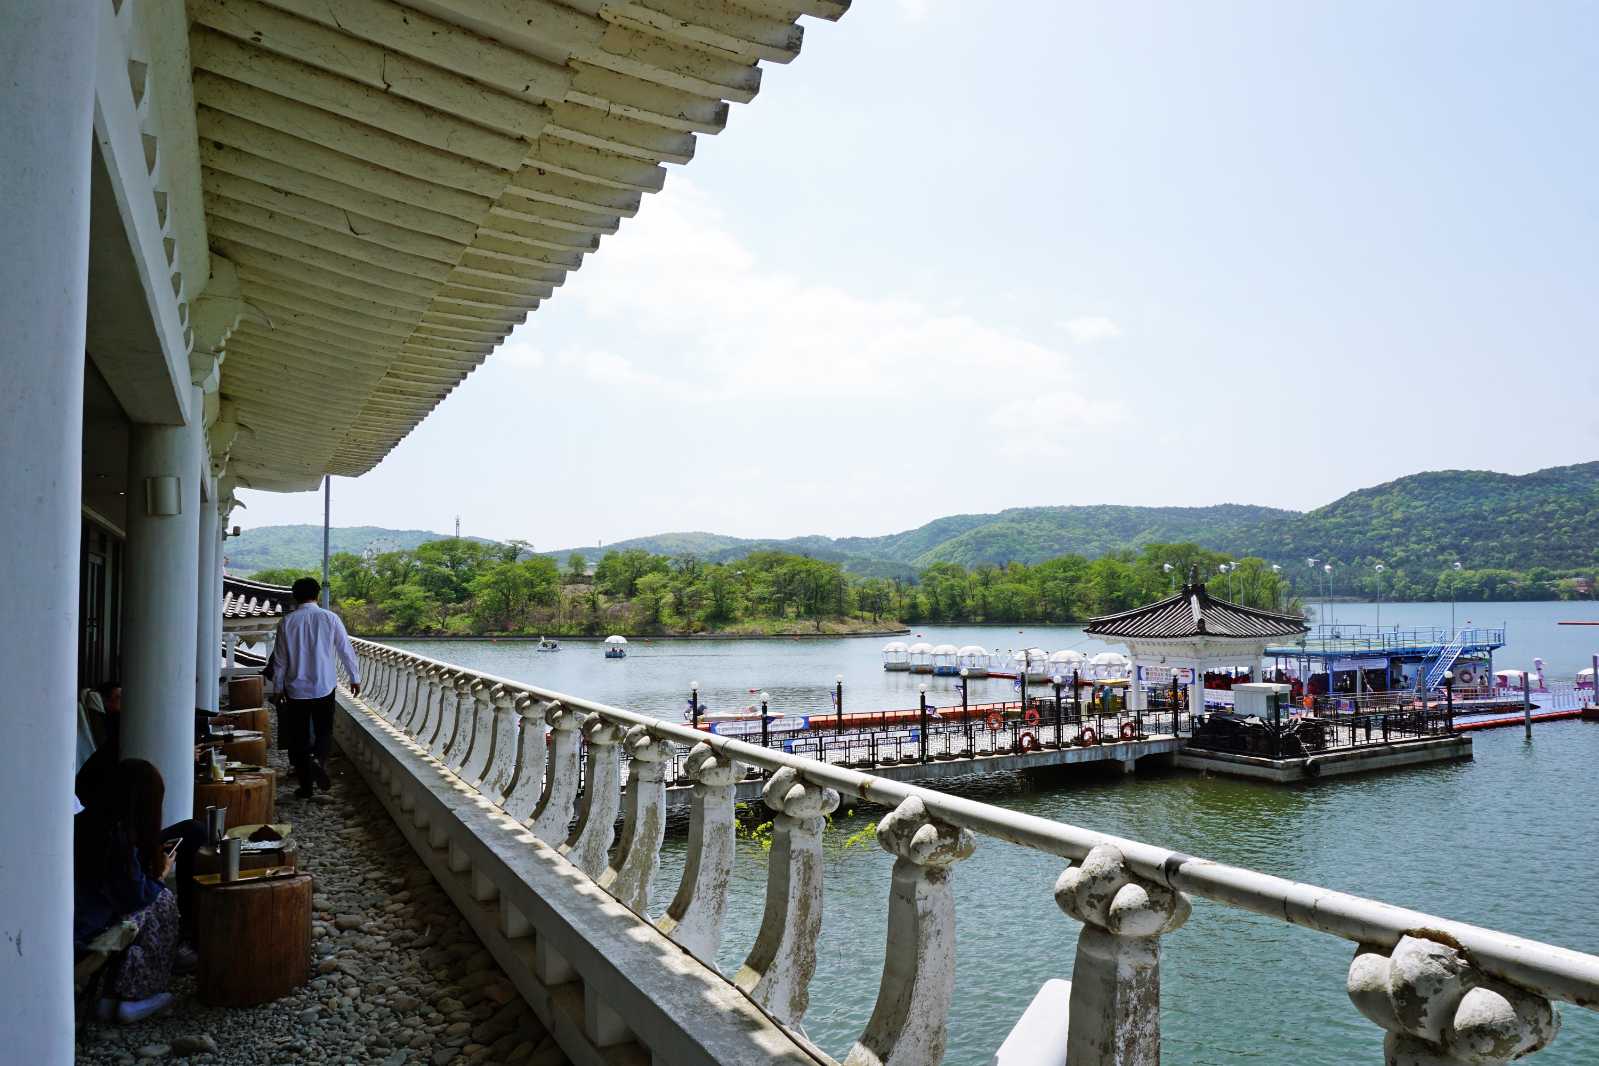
[603,634,627,659]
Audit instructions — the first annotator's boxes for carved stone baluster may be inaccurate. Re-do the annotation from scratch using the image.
[367,650,386,703]
[386,657,412,718]
[844,796,975,1066]
[1348,935,1559,1065]
[1054,843,1191,1065]
[484,691,529,806]
[427,671,461,760]
[733,766,840,1025]
[441,675,481,770]
[414,666,445,745]
[529,703,582,842]
[657,744,740,959]
[599,727,675,915]
[397,662,425,730]
[460,681,502,784]
[561,717,626,877]
[503,699,554,823]
[378,651,396,705]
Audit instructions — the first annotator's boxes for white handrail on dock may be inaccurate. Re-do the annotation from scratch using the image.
[346,638,1596,1066]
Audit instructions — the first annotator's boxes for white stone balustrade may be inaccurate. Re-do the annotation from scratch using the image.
[844,796,974,1066]
[460,680,502,783]
[562,716,626,877]
[599,726,676,915]
[657,743,741,960]
[1349,935,1559,1065]
[501,699,553,824]
[1055,843,1191,1065]
[733,765,840,1025]
[529,702,582,842]
[338,640,1599,1066]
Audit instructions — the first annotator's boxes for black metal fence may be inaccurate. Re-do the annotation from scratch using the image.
[1184,706,1453,760]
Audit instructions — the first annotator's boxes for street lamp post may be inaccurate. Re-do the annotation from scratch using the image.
[1373,563,1385,631]
[959,667,971,754]
[1323,562,1334,625]
[1450,561,1463,636]
[689,680,700,730]
[918,683,929,764]
[759,691,771,754]
[835,674,844,728]
[1051,674,1064,747]
[1307,558,1320,626]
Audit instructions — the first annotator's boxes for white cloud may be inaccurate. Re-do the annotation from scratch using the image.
[1059,316,1123,343]
[895,0,936,22]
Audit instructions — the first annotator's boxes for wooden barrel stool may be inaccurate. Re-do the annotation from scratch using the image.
[193,771,275,829]
[228,675,264,710]
[195,838,298,876]
[220,733,268,766]
[215,707,271,746]
[195,872,312,1006]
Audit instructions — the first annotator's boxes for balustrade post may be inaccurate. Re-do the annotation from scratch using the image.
[599,726,675,914]
[370,650,389,704]
[460,681,502,783]
[484,691,529,806]
[1348,935,1559,1065]
[503,699,555,824]
[562,716,626,877]
[412,666,443,746]
[1055,843,1191,1065]
[529,703,583,843]
[441,675,482,770]
[657,743,740,959]
[395,660,422,728]
[843,796,975,1066]
[734,766,840,1025]
[387,656,413,719]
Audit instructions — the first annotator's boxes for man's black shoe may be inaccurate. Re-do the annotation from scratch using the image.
[295,783,314,800]
[313,762,332,791]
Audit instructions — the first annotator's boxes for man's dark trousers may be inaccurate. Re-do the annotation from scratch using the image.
[281,690,335,789]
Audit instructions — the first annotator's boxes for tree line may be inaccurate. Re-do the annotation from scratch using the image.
[248,540,1314,637]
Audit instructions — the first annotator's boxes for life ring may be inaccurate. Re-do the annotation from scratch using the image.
[1024,707,1041,726]
[1119,721,1135,741]
[1018,731,1040,753]
[986,712,1004,732]
[1301,695,1314,711]
[1078,726,1098,747]
[1456,667,1476,686]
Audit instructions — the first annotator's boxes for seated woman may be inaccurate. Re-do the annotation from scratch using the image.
[74,759,193,1023]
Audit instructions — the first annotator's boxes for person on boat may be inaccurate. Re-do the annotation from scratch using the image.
[74,759,197,1023]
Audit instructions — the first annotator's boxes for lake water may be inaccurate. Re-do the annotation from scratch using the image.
[389,600,1599,1064]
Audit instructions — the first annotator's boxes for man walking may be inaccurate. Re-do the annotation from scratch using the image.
[269,578,360,799]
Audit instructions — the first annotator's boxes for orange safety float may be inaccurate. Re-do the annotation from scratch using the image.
[1119,721,1136,741]
[1023,707,1041,726]
[1077,726,1098,747]
[1018,731,1041,753]
[986,712,1004,732]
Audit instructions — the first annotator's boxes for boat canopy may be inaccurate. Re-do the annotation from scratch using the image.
[957,644,989,657]
[931,644,959,656]
[1012,647,1048,666]
[1049,649,1087,666]
[604,634,628,645]
[908,642,934,655]
[882,641,909,653]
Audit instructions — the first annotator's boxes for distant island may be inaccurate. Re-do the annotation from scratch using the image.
[235,462,1598,637]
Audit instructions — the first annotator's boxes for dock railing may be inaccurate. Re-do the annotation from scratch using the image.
[344,638,1599,1066]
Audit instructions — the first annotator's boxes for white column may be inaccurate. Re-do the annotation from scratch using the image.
[1188,661,1205,715]
[122,385,204,826]
[195,486,220,711]
[0,1,95,1059]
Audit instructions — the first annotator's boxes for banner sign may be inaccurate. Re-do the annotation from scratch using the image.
[1331,657,1388,673]
[1138,665,1194,685]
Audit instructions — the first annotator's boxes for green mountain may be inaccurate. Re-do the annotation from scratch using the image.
[232,463,1599,596]
[225,524,494,574]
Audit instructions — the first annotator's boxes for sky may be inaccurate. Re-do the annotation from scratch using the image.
[237,0,1599,551]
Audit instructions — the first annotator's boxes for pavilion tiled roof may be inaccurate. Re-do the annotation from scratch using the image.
[1086,581,1309,641]
[222,575,294,620]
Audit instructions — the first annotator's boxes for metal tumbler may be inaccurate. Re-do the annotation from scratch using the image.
[206,805,227,846]
[221,836,242,882]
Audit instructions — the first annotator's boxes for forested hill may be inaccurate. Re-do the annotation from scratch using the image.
[232,463,1599,598]
[225,525,494,574]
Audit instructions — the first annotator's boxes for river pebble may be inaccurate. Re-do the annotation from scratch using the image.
[75,745,569,1065]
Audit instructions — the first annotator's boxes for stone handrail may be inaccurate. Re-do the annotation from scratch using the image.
[347,639,1599,1065]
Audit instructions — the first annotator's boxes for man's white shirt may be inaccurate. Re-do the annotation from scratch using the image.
[269,602,361,700]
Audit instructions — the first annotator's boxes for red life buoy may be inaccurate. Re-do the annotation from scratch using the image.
[1120,721,1135,740]
[1078,726,1098,746]
[986,712,1004,732]
[1024,707,1041,726]
[1457,667,1476,686]
[1018,731,1040,753]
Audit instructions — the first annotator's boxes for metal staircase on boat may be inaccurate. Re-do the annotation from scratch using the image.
[1423,628,1472,690]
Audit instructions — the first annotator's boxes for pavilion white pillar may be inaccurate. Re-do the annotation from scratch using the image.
[1188,664,1205,716]
[0,1,96,1059]
[195,484,220,712]
[122,385,205,826]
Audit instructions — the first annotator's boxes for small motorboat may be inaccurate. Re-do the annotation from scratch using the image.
[603,634,628,659]
[536,636,560,652]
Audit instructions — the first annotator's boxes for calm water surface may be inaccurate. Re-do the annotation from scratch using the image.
[391,601,1599,1064]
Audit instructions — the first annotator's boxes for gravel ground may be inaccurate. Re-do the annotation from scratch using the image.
[76,745,570,1065]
